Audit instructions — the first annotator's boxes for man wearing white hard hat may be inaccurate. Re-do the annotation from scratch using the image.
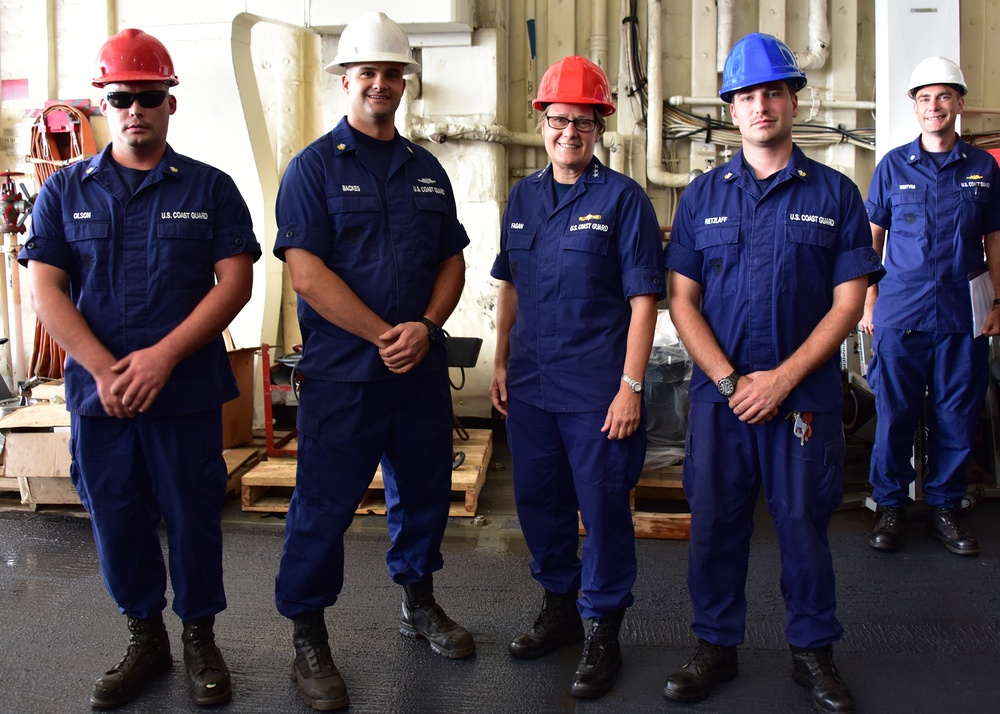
[272,11,472,711]
[863,57,1000,558]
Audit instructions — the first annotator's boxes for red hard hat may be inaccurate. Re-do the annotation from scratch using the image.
[533,56,615,117]
[92,28,179,88]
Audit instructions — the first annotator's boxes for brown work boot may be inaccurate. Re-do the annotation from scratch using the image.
[90,615,172,709]
[509,589,584,659]
[400,577,476,659]
[181,616,232,706]
[291,612,349,711]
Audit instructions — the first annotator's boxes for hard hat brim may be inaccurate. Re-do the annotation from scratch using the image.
[325,55,421,76]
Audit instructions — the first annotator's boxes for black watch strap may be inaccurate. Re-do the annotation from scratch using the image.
[420,317,444,343]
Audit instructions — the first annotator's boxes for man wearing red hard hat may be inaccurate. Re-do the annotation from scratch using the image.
[23,28,260,709]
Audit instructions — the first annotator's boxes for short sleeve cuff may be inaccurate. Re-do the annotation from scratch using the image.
[215,228,262,263]
[864,200,889,228]
[17,236,74,272]
[490,253,512,282]
[833,245,885,286]
[273,223,330,262]
[622,267,666,299]
[664,241,703,283]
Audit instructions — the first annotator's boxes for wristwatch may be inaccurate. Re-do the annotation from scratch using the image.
[420,317,445,344]
[717,371,741,397]
[621,373,643,393]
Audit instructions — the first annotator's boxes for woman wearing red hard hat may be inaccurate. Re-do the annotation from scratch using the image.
[489,55,663,700]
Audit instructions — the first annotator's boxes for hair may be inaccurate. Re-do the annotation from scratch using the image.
[536,104,606,137]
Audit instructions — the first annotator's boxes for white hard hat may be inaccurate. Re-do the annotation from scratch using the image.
[907,56,967,98]
[325,11,421,76]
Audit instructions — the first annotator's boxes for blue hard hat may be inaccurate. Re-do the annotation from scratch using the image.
[720,33,807,102]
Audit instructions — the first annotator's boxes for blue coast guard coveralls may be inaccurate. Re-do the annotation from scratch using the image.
[273,118,469,619]
[491,156,664,619]
[21,143,261,621]
[665,147,882,648]
[867,136,1000,509]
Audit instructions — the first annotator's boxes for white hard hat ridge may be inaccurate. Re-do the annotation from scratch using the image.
[325,11,421,76]
[907,56,967,98]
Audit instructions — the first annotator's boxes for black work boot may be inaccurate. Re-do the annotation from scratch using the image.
[509,589,584,659]
[791,645,856,713]
[570,609,625,699]
[663,639,738,703]
[90,614,172,709]
[181,616,232,706]
[400,577,476,659]
[869,506,905,551]
[291,611,349,711]
[926,507,980,556]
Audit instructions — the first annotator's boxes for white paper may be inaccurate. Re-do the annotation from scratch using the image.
[969,267,994,336]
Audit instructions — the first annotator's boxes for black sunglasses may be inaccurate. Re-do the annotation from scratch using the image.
[105,90,169,109]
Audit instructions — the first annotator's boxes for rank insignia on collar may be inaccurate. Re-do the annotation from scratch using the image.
[797,170,806,177]
[592,165,600,177]
[724,172,733,180]
[337,143,346,150]
[170,167,179,173]
[86,167,95,174]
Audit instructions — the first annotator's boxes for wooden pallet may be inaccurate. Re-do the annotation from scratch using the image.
[223,447,262,495]
[632,464,690,540]
[241,429,493,518]
[579,463,691,540]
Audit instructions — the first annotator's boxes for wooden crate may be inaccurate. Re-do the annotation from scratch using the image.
[240,429,493,518]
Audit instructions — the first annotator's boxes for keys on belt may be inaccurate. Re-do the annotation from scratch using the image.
[786,410,813,445]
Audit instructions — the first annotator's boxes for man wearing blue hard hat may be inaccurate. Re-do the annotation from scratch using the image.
[664,33,883,713]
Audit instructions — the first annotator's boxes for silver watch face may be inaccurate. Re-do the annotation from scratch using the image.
[718,377,736,397]
[630,381,642,393]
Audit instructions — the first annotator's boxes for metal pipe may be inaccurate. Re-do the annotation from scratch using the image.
[591,0,609,69]
[795,0,830,71]
[647,0,692,187]
[717,0,736,73]
[603,131,627,173]
[408,118,544,147]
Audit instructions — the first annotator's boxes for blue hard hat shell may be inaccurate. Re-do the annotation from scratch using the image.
[720,33,807,102]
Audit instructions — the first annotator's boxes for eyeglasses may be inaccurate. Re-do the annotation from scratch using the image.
[105,90,169,109]
[545,115,598,133]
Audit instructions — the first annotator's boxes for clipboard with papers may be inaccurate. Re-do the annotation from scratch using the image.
[969,267,995,335]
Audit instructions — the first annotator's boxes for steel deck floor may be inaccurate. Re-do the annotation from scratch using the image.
[2,426,999,713]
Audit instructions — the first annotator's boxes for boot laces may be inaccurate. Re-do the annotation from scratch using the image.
[108,622,163,674]
[532,598,570,634]
[298,638,335,676]
[580,636,611,667]
[687,641,725,668]
[185,638,224,676]
[881,509,903,527]
[421,601,459,631]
